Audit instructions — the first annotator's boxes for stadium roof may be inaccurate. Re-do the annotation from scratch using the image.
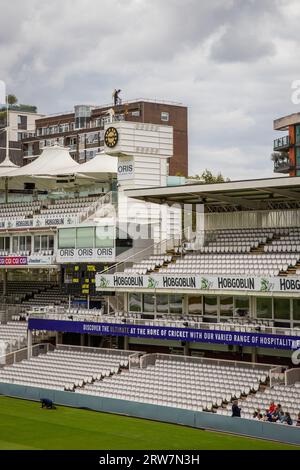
[125,176,300,212]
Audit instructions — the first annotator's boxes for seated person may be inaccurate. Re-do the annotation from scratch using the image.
[296,412,300,427]
[282,412,293,426]
[268,401,276,414]
[271,404,284,422]
[253,408,263,420]
[262,409,272,421]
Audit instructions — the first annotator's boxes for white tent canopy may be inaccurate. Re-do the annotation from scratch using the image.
[0,155,20,175]
[0,145,117,191]
[68,152,118,179]
[2,145,80,177]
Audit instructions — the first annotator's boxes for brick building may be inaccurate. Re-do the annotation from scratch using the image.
[21,99,188,176]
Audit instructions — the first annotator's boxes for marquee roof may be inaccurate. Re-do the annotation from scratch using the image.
[2,145,80,177]
[0,146,117,190]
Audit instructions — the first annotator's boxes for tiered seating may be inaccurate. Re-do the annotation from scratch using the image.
[22,286,70,307]
[160,253,298,276]
[0,201,41,221]
[199,228,277,254]
[218,382,300,424]
[265,228,300,253]
[0,195,105,226]
[0,281,53,303]
[0,348,129,391]
[0,250,53,257]
[21,283,101,308]
[77,357,270,412]
[124,254,173,275]
[40,196,99,218]
[0,321,28,349]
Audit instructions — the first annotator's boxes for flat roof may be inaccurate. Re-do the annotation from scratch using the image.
[274,112,300,131]
[125,176,300,211]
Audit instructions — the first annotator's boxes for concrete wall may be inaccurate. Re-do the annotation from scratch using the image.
[0,382,299,446]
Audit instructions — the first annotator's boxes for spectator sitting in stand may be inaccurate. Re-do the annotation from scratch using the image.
[272,404,285,423]
[282,412,293,426]
[268,401,276,414]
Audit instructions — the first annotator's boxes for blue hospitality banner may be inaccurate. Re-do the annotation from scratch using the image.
[28,318,300,351]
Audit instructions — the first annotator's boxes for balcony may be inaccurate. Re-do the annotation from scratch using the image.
[273,135,290,151]
[273,155,291,174]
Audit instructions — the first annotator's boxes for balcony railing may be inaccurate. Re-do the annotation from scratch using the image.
[273,156,291,173]
[274,135,290,151]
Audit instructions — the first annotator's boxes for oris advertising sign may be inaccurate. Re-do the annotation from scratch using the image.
[118,158,134,180]
[56,248,115,263]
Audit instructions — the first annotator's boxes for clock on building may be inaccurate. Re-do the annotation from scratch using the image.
[104,127,119,148]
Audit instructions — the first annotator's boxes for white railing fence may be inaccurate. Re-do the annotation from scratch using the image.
[0,343,54,368]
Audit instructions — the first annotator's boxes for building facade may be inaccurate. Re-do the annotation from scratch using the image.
[0,107,44,166]
[21,100,188,176]
[273,112,300,176]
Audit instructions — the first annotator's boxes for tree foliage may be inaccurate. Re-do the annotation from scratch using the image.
[7,94,18,106]
[188,169,230,184]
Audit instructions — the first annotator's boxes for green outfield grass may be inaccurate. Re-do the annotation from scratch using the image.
[0,396,298,450]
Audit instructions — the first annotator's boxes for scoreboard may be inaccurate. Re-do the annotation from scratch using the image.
[62,263,108,296]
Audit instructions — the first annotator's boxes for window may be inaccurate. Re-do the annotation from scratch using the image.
[129,293,142,312]
[49,235,54,250]
[296,147,300,172]
[156,294,169,314]
[161,111,169,122]
[20,236,26,251]
[220,296,233,317]
[0,237,9,251]
[293,299,300,321]
[169,294,183,314]
[188,295,202,315]
[143,294,155,313]
[58,228,76,249]
[17,115,27,130]
[296,125,300,144]
[26,236,32,252]
[76,227,94,248]
[95,226,114,248]
[12,236,19,253]
[274,298,290,320]
[41,235,48,250]
[204,296,218,316]
[256,298,272,319]
[34,235,41,253]
[235,297,249,316]
[131,110,140,117]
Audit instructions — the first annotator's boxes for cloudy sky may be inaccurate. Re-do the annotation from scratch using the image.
[1,0,300,180]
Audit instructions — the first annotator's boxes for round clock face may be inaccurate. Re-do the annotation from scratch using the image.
[105,127,119,148]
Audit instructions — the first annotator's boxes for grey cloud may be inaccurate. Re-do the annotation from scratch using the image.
[0,0,299,180]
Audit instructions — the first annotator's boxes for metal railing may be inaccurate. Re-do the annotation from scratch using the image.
[269,366,286,387]
[78,191,114,224]
[285,367,300,386]
[27,309,300,339]
[273,157,291,173]
[56,343,136,358]
[99,226,190,276]
[0,342,54,368]
[140,352,275,373]
[273,135,290,150]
